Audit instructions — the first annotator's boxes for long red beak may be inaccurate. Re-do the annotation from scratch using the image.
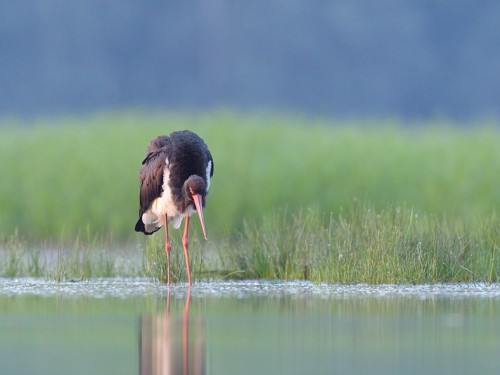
[192,194,207,240]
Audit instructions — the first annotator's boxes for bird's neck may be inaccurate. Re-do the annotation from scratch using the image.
[175,186,191,213]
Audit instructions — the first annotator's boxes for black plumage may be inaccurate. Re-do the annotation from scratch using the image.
[134,130,214,285]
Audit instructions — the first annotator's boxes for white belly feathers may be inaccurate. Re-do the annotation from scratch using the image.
[141,158,199,233]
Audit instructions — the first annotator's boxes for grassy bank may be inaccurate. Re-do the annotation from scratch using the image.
[219,204,499,283]
[1,204,498,283]
[1,112,500,241]
[0,112,499,283]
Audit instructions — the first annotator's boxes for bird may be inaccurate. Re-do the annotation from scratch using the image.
[135,130,214,286]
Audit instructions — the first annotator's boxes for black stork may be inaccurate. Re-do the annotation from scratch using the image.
[134,130,214,286]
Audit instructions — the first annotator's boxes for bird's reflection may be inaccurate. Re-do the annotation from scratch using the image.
[140,289,205,375]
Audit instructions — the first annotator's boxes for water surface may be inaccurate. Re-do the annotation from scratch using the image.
[1,279,499,375]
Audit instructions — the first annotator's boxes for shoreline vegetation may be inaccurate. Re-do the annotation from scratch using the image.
[1,204,498,284]
[0,112,499,283]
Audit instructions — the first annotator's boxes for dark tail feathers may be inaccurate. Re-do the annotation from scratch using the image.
[135,218,160,235]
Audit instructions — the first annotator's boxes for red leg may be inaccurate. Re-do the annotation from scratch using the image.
[182,216,192,286]
[164,214,172,286]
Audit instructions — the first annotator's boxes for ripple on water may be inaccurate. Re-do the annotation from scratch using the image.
[0,278,499,299]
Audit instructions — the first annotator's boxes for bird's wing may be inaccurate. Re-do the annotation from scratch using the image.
[138,136,171,216]
[145,135,170,155]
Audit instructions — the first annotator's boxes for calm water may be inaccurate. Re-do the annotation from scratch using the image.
[0,279,499,375]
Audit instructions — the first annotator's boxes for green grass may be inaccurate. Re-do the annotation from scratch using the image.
[0,227,139,280]
[1,203,498,283]
[0,112,499,283]
[221,204,499,283]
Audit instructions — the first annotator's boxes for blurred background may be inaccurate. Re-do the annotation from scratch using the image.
[1,0,499,120]
[2,1,500,243]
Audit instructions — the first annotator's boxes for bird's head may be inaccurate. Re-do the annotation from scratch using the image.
[184,175,208,240]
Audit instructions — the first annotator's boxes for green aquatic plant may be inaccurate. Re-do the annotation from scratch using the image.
[219,204,500,284]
